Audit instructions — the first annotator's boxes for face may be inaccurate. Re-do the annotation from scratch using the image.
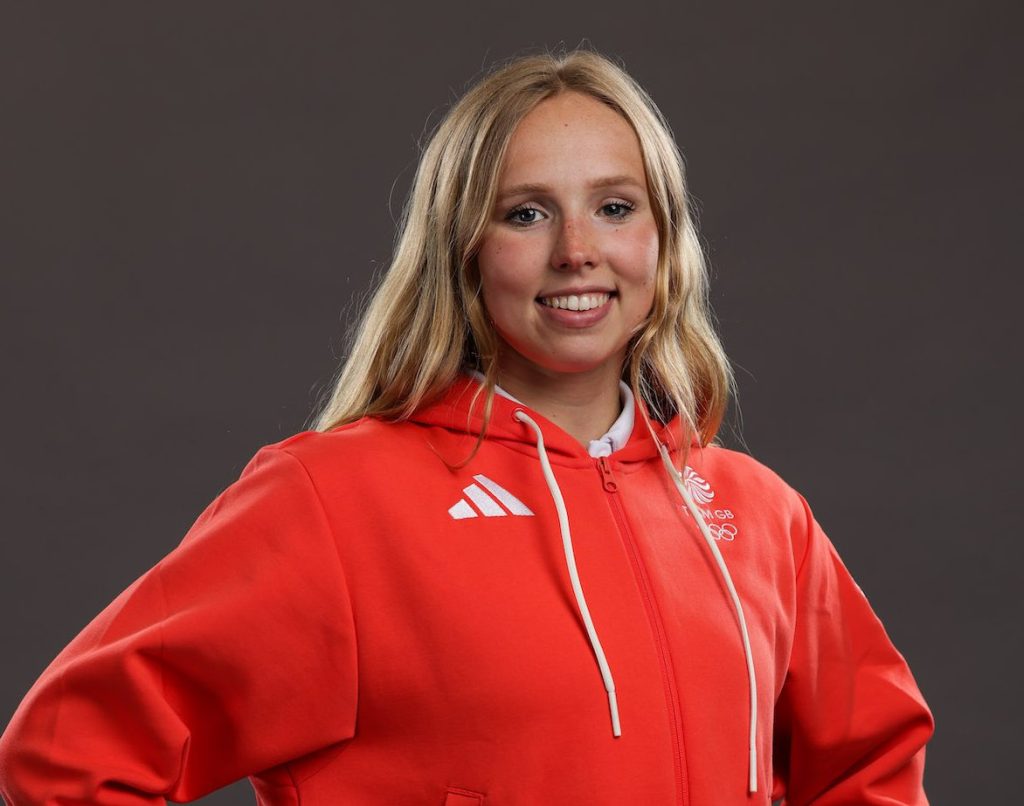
[475,91,659,384]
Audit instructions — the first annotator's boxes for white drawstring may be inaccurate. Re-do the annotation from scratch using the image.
[510,409,754,791]
[658,442,759,794]
[514,409,622,738]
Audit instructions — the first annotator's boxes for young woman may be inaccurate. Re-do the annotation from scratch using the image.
[0,48,933,805]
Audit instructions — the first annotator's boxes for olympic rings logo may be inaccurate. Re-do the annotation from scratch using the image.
[708,522,738,542]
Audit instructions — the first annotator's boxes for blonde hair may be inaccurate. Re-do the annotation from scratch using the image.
[309,46,736,454]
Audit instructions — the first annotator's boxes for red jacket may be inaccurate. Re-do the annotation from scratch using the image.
[0,376,933,804]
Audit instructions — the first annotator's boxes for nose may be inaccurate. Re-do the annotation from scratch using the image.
[550,215,598,272]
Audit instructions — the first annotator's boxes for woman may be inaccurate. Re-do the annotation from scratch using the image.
[0,48,933,804]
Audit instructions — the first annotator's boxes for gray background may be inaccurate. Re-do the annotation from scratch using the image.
[2,1,1020,803]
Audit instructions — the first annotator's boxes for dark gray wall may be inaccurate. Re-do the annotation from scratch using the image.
[2,2,1020,803]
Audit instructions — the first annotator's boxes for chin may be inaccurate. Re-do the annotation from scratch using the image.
[494,327,628,379]
[519,350,623,378]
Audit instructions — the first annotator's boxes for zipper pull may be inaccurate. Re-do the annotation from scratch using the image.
[598,457,619,492]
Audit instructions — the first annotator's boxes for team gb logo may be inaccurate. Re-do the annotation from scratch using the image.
[683,466,715,504]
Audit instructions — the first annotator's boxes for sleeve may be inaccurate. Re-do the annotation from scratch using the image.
[0,445,359,804]
[771,492,935,805]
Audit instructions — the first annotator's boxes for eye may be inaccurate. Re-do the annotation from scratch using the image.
[601,200,636,219]
[503,199,637,228]
[505,204,545,228]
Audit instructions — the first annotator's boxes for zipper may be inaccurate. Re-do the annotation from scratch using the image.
[598,457,688,806]
[598,455,619,492]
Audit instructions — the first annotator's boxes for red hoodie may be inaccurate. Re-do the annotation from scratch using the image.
[0,376,933,804]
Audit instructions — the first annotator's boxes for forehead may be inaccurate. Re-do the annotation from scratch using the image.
[498,91,647,187]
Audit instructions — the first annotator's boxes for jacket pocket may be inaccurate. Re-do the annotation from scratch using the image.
[444,786,485,805]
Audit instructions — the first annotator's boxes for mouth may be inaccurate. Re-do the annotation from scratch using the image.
[536,291,614,312]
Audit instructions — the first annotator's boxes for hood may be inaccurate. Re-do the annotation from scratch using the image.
[408,373,701,467]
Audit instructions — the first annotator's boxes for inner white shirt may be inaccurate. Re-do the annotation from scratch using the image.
[468,370,635,458]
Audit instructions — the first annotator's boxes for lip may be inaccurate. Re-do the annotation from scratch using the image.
[535,294,615,328]
[537,285,616,299]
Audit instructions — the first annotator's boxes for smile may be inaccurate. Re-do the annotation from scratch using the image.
[537,292,612,311]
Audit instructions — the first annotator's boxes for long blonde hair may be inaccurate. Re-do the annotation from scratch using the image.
[309,46,735,451]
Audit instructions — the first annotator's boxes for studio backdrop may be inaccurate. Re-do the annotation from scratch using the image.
[1,2,1020,804]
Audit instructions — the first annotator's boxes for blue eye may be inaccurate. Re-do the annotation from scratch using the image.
[506,205,543,227]
[503,199,637,228]
[603,201,636,218]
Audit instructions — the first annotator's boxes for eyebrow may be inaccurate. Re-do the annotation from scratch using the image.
[496,174,645,202]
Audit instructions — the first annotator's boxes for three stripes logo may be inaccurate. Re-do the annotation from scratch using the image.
[448,474,534,520]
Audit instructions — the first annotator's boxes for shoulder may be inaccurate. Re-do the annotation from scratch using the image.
[247,417,430,483]
[687,443,814,547]
[260,418,403,457]
[691,443,803,502]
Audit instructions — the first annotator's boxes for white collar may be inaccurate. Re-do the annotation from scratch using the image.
[468,371,635,458]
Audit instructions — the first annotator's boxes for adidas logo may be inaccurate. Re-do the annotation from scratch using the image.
[448,474,534,520]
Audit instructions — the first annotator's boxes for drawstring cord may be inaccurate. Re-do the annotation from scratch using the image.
[514,409,622,738]
[511,408,755,792]
[658,442,759,794]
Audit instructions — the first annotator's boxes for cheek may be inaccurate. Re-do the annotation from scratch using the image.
[476,231,503,269]
[613,224,660,290]
[618,228,659,324]
[477,232,540,301]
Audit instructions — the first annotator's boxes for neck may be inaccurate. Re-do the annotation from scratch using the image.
[492,350,625,448]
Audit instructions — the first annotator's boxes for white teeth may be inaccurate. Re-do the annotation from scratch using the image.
[539,292,611,311]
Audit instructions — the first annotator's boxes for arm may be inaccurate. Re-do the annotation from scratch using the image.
[0,445,358,804]
[772,493,934,805]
